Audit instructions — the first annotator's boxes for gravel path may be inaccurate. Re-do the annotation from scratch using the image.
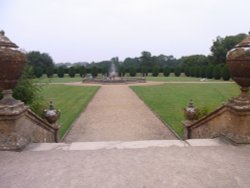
[65,85,176,142]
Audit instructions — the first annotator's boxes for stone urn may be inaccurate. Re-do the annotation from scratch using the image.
[184,100,197,121]
[0,31,26,105]
[44,101,60,124]
[226,32,250,109]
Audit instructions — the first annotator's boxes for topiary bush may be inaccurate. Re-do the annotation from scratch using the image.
[68,67,76,78]
[129,67,136,77]
[57,67,65,78]
[152,66,159,77]
[174,67,181,77]
[163,67,170,77]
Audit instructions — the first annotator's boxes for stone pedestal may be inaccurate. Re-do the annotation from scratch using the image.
[182,120,194,139]
[0,95,28,151]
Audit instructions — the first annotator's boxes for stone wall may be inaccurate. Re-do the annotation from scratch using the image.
[185,106,250,144]
[0,108,59,151]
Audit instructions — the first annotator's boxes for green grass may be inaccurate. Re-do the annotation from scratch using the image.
[131,83,240,137]
[36,73,230,83]
[145,73,230,82]
[41,84,99,137]
[35,74,83,83]
[146,76,204,82]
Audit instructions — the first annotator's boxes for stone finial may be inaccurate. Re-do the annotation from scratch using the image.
[44,101,60,124]
[0,31,18,48]
[184,100,197,121]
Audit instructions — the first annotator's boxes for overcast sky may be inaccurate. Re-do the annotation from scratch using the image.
[1,0,249,63]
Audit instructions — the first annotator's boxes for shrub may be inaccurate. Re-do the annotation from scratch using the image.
[195,66,201,77]
[152,66,159,77]
[141,66,148,77]
[0,66,46,116]
[91,66,98,78]
[163,67,170,77]
[174,67,181,77]
[119,66,126,77]
[206,65,214,79]
[184,67,190,77]
[200,66,207,78]
[79,66,87,77]
[68,67,76,78]
[46,67,54,78]
[222,65,231,81]
[129,67,136,77]
[213,65,222,80]
[57,67,65,78]
[33,67,43,78]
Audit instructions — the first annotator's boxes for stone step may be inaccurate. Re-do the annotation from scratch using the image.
[25,138,231,151]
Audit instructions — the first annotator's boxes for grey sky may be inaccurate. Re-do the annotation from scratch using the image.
[1,0,249,63]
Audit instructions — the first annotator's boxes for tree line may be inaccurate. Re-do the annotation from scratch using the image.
[26,33,247,80]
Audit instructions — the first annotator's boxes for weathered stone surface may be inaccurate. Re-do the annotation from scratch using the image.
[184,105,250,144]
[0,107,59,151]
[0,144,249,188]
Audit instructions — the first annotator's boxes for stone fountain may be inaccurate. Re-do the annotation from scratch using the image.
[82,62,145,84]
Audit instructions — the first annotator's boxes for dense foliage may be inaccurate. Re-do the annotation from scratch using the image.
[26,51,55,78]
[0,66,46,116]
[24,32,247,81]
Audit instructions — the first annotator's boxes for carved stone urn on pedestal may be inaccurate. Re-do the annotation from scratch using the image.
[183,100,198,139]
[226,32,250,110]
[44,101,61,142]
[0,31,27,113]
[0,31,29,150]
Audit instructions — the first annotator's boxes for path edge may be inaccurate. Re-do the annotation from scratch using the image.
[60,86,101,142]
[129,85,182,140]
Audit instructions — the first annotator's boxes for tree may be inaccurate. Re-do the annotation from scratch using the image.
[26,51,55,76]
[163,67,171,77]
[119,66,126,77]
[141,66,148,77]
[152,66,159,77]
[46,67,54,78]
[91,66,98,78]
[33,67,43,78]
[180,55,209,67]
[183,66,190,77]
[129,67,136,77]
[196,66,201,78]
[222,65,231,81]
[79,66,87,77]
[210,33,247,64]
[206,65,214,79]
[174,67,181,77]
[12,66,45,116]
[68,67,76,77]
[213,65,222,80]
[140,51,152,73]
[200,66,207,78]
[57,66,65,78]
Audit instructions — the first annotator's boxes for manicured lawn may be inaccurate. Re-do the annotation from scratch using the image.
[131,83,240,137]
[35,74,83,83]
[145,73,230,82]
[41,84,99,138]
[146,76,204,82]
